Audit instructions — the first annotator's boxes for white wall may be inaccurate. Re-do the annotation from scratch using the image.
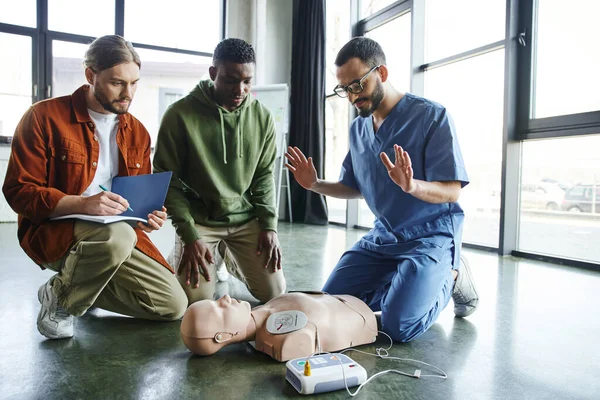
[226,0,292,86]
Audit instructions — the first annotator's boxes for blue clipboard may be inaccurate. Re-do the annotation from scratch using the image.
[111,171,172,219]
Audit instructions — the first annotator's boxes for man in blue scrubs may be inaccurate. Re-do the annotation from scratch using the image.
[285,37,478,342]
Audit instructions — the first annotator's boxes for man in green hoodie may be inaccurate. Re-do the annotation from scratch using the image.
[153,38,286,305]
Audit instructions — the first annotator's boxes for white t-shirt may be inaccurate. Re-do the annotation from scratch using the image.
[81,109,119,196]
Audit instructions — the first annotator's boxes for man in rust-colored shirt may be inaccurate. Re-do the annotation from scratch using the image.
[2,35,187,340]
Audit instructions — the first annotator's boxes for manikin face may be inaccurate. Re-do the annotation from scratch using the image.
[206,294,252,339]
[209,61,254,112]
[335,57,384,118]
[85,61,140,115]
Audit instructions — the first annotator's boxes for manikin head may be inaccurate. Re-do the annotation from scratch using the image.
[180,294,253,356]
[83,35,141,115]
[209,38,255,112]
[333,37,389,118]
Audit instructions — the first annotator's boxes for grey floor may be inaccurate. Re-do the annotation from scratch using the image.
[0,221,599,400]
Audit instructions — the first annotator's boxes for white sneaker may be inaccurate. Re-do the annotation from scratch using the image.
[216,263,230,282]
[452,256,479,318]
[216,241,231,282]
[37,280,74,339]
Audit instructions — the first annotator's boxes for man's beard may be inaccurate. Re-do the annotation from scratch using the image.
[357,81,384,118]
[94,87,130,115]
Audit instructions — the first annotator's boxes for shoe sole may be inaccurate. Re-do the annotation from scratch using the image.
[455,298,479,318]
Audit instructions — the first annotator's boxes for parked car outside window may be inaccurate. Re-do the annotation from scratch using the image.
[561,184,600,213]
[521,182,565,211]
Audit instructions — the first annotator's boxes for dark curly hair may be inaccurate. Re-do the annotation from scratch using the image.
[334,37,386,68]
[213,38,256,65]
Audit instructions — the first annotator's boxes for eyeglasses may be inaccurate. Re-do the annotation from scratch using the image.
[333,65,381,98]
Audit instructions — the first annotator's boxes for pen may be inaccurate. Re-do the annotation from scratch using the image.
[98,184,134,212]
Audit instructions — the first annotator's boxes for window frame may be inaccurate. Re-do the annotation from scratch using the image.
[0,0,225,102]
[516,0,600,140]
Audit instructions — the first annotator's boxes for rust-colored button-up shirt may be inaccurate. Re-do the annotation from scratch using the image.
[2,85,173,273]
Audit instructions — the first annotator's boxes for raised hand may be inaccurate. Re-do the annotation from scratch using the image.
[380,144,416,193]
[284,146,318,190]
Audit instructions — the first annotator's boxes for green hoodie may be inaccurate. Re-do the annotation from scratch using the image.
[153,80,277,245]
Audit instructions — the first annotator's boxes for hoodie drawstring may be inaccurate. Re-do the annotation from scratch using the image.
[219,108,227,164]
[237,112,243,159]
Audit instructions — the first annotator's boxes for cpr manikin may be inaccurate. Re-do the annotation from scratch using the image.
[180,292,378,361]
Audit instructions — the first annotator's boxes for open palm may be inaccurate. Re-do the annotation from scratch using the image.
[284,146,318,190]
[380,144,416,193]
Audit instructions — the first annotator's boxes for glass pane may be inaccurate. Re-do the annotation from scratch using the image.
[0,0,36,27]
[359,201,376,227]
[366,12,411,92]
[425,0,505,62]
[360,0,397,18]
[519,135,600,263]
[325,0,351,224]
[325,97,350,224]
[52,41,89,98]
[125,0,221,52]
[0,33,32,137]
[358,13,411,228]
[129,48,212,146]
[425,50,505,248]
[48,0,114,37]
[533,0,600,118]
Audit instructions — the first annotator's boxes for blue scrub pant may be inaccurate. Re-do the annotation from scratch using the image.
[322,241,455,342]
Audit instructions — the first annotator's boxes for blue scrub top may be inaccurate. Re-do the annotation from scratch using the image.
[339,93,469,265]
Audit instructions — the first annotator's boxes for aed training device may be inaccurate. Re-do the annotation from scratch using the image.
[285,353,367,395]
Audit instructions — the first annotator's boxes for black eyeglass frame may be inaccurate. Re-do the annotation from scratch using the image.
[332,65,381,98]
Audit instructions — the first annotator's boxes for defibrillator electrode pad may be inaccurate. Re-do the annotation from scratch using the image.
[266,311,308,334]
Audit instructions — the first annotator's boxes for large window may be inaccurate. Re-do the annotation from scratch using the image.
[511,0,600,267]
[0,0,224,140]
[325,0,351,224]
[425,50,505,247]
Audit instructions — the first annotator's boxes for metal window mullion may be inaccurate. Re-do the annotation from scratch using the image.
[221,0,227,39]
[498,0,526,255]
[0,22,37,35]
[130,42,213,58]
[523,111,600,139]
[344,0,362,228]
[361,0,411,32]
[115,0,124,36]
[411,0,425,96]
[420,40,505,72]
[38,0,51,100]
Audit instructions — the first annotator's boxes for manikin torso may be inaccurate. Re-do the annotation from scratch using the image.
[181,293,378,362]
[252,293,378,361]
